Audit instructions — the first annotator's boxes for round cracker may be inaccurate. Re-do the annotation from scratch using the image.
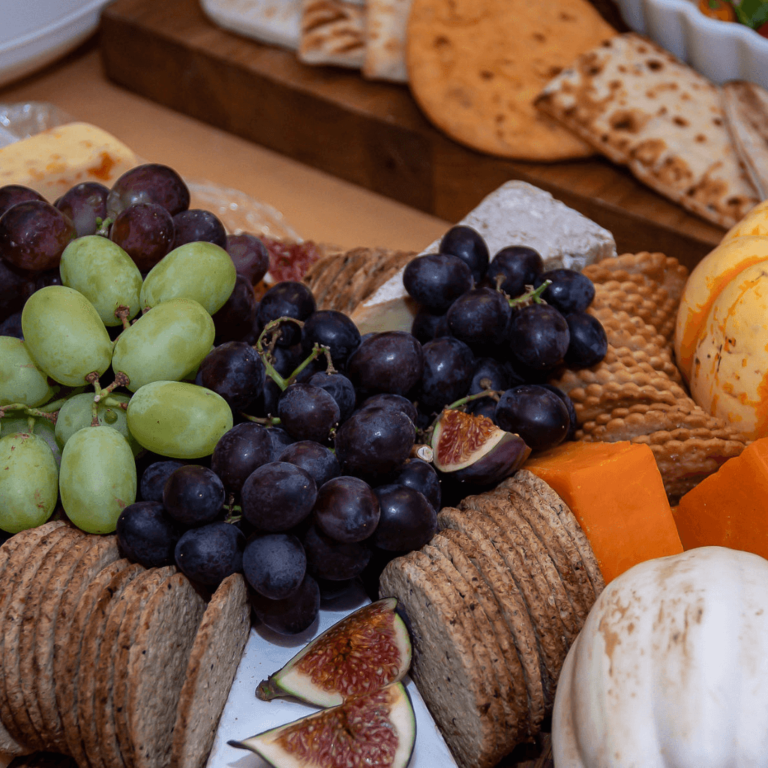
[406,0,615,161]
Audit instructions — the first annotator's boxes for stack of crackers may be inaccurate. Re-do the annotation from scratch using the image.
[380,470,604,768]
[551,250,751,501]
[0,521,250,768]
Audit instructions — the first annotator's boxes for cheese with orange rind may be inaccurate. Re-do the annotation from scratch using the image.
[524,441,683,584]
[721,198,768,242]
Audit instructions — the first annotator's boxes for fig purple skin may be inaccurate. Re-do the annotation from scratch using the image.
[452,433,531,485]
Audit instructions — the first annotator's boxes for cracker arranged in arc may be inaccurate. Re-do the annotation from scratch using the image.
[171,574,250,768]
[298,0,367,68]
[535,33,759,227]
[406,0,616,160]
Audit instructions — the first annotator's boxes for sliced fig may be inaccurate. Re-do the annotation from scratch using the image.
[231,682,416,768]
[432,408,530,485]
[256,598,412,707]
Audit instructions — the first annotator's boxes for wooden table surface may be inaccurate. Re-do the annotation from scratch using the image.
[0,37,449,254]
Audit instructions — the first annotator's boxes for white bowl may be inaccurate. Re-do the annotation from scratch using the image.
[0,0,114,89]
[613,0,768,89]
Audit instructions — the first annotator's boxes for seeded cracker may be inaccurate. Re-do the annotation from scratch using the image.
[535,33,759,227]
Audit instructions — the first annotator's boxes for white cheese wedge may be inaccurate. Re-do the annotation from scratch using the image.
[0,122,138,202]
[351,181,617,334]
[200,0,303,51]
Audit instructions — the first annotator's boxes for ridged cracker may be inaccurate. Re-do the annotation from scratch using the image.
[127,572,207,768]
[49,536,121,753]
[171,574,250,768]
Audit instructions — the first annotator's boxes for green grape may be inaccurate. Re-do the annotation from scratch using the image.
[0,336,55,407]
[21,286,113,387]
[0,433,58,533]
[140,241,236,315]
[0,416,61,466]
[183,345,214,382]
[60,236,143,326]
[55,392,141,457]
[59,426,137,534]
[126,380,233,459]
[112,298,215,392]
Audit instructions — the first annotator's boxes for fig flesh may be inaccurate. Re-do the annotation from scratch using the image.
[432,408,530,485]
[231,682,416,768]
[257,598,412,707]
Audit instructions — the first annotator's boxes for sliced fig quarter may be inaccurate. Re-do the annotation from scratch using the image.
[231,682,416,768]
[256,598,412,707]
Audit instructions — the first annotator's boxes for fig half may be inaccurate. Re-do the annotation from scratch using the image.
[432,408,530,485]
[256,598,412,707]
[230,682,416,768]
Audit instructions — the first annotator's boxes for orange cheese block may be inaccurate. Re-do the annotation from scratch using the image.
[525,441,683,583]
[674,438,768,556]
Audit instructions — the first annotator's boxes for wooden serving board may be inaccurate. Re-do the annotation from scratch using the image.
[100,0,725,271]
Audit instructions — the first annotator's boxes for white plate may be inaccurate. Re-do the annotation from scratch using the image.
[614,0,768,89]
[0,0,114,89]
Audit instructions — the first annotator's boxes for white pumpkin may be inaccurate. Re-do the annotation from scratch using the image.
[552,547,768,768]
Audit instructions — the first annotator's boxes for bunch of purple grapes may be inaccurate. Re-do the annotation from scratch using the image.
[405,225,608,452]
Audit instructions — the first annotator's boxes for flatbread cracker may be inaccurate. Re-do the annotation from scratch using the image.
[535,33,759,227]
[298,0,366,68]
[406,0,616,160]
[363,0,411,82]
[200,0,302,51]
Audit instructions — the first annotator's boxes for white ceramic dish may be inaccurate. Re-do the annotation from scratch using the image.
[613,0,768,89]
[0,0,114,89]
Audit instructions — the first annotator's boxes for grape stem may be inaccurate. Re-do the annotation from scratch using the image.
[95,372,130,403]
[255,316,306,390]
[225,495,242,524]
[95,217,113,237]
[240,413,281,426]
[283,343,331,388]
[505,279,551,308]
[115,306,132,330]
[0,404,58,424]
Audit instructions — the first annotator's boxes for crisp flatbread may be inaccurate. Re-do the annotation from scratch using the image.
[535,33,760,228]
[200,0,302,50]
[406,0,616,160]
[363,0,411,82]
[298,0,367,68]
[721,80,768,200]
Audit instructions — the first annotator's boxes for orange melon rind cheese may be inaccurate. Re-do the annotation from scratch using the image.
[525,441,683,584]
[674,438,768,557]
[721,198,768,241]
[674,235,768,383]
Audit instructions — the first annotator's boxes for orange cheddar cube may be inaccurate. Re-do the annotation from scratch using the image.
[525,441,683,583]
[674,438,768,556]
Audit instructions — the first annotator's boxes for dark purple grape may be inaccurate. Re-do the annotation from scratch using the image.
[439,225,489,284]
[34,269,62,291]
[360,394,418,424]
[109,202,175,272]
[175,522,244,587]
[403,253,473,313]
[317,577,358,601]
[564,312,608,369]
[269,344,304,378]
[262,378,282,418]
[538,384,578,442]
[447,287,511,349]
[139,460,185,502]
[391,458,441,512]
[0,201,75,272]
[346,332,423,396]
[301,310,361,367]
[256,281,316,347]
[487,246,544,297]
[212,275,258,344]
[469,358,509,396]
[277,383,340,443]
[313,476,379,543]
[0,260,34,323]
[537,269,596,314]
[242,533,306,600]
[411,306,450,344]
[225,233,269,285]
[278,441,340,488]
[54,182,108,237]
[172,208,226,249]
[249,574,320,635]
[200,342,265,412]
[163,465,226,526]
[0,185,46,219]
[241,462,317,532]
[107,163,190,219]
[495,385,569,452]
[418,336,475,412]
[467,396,498,421]
[307,372,356,424]
[372,485,437,552]
[211,423,272,494]
[334,406,415,478]
[508,304,570,371]
[0,311,22,339]
[266,427,295,460]
[302,524,371,580]
[116,501,184,568]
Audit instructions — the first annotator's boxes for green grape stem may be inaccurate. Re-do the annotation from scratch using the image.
[0,404,58,424]
[95,217,113,237]
[95,372,130,403]
[505,280,551,308]
[115,306,132,330]
[283,343,332,388]
[240,413,282,426]
[255,316,307,391]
